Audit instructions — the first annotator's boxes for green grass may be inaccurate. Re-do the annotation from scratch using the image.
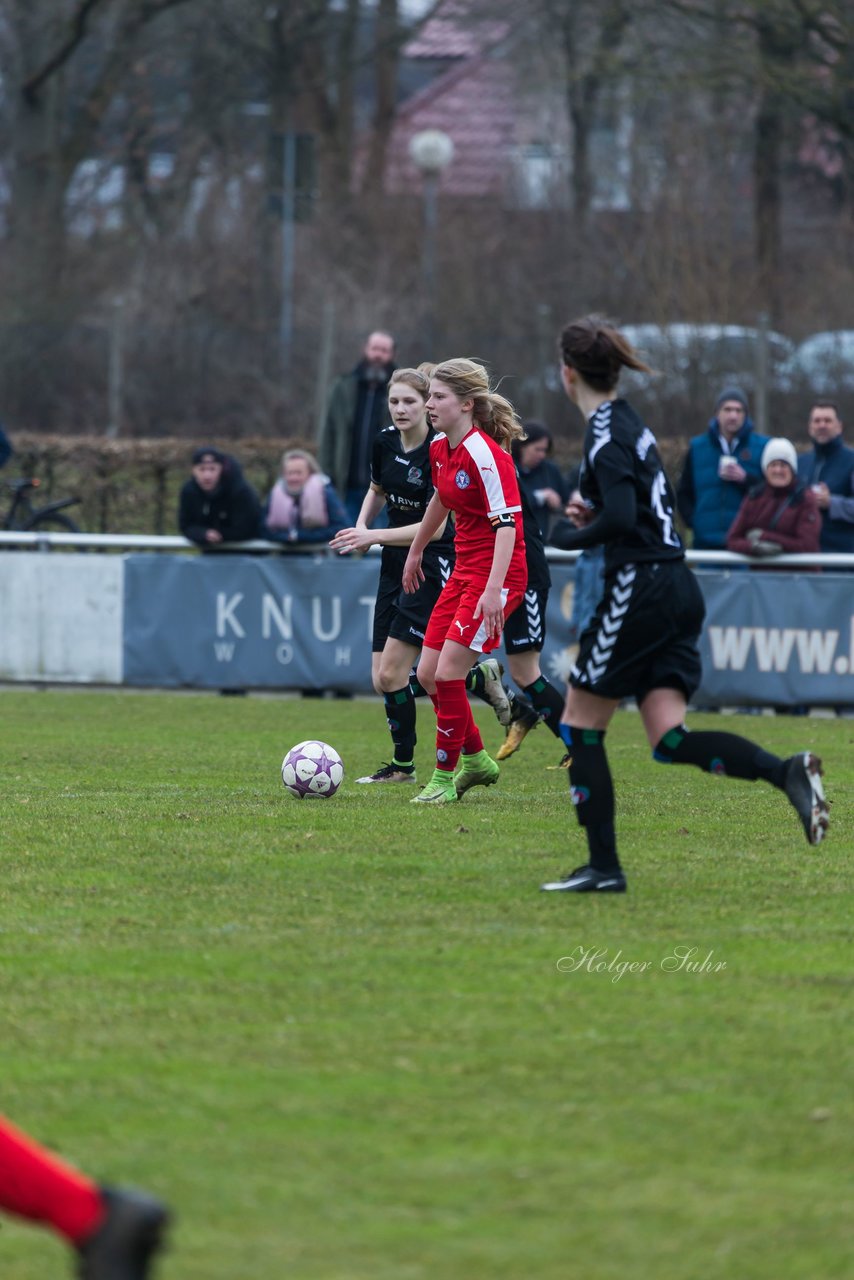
[1,690,851,1279]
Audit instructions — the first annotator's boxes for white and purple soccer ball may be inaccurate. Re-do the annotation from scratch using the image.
[281,739,344,800]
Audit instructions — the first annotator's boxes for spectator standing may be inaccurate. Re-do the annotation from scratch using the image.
[318,330,397,523]
[796,401,854,553]
[178,447,261,547]
[727,438,821,562]
[511,422,569,540]
[262,449,347,545]
[676,386,769,549]
[0,422,11,469]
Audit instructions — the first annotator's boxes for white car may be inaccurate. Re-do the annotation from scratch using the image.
[789,331,854,396]
[617,323,796,400]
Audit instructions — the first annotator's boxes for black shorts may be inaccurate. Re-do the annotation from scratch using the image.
[502,585,549,655]
[570,559,705,703]
[372,552,453,652]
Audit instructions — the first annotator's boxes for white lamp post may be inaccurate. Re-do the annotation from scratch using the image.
[408,129,454,355]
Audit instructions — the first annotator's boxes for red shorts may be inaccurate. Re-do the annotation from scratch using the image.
[423,572,526,656]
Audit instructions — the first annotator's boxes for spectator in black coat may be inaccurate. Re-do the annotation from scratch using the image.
[178,447,261,547]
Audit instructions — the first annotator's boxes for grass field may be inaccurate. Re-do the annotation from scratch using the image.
[1,689,850,1280]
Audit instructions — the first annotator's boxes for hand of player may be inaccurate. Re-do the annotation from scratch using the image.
[330,526,372,555]
[566,491,595,528]
[474,586,504,638]
[402,549,424,593]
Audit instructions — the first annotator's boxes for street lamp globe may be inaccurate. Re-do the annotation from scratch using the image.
[408,129,455,175]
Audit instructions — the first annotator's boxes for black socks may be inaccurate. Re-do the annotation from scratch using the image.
[384,686,417,766]
[654,725,787,788]
[562,726,621,873]
[522,675,564,738]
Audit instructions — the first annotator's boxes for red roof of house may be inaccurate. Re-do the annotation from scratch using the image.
[384,50,519,197]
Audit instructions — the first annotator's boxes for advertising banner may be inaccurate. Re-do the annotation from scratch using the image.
[123,553,381,691]
[123,555,854,706]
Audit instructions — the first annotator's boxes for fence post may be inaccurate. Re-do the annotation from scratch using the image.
[755,310,769,436]
[106,295,125,439]
[314,296,336,441]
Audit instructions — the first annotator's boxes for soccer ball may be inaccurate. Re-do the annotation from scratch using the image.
[281,739,344,800]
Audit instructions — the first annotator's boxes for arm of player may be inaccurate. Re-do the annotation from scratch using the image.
[550,477,637,550]
[402,492,450,592]
[330,485,385,553]
[331,489,450,555]
[473,521,516,639]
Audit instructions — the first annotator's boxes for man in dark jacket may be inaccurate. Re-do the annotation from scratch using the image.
[0,423,11,470]
[796,401,854,553]
[178,447,261,547]
[676,386,769,550]
[317,330,396,522]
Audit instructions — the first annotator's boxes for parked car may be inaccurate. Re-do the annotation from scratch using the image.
[519,321,795,441]
[788,331,854,397]
[617,323,796,401]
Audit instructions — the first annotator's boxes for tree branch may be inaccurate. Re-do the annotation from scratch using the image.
[21,0,108,106]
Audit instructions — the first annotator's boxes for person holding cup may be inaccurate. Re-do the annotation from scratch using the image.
[676,386,769,550]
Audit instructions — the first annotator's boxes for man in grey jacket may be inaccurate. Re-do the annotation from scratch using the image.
[318,330,396,523]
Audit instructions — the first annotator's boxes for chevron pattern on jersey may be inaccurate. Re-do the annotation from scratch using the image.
[438,555,452,586]
[583,564,636,684]
[588,401,613,464]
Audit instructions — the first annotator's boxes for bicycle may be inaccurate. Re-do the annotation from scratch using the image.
[2,477,82,534]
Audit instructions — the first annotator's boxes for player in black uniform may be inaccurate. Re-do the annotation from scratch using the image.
[331,366,455,783]
[331,366,510,782]
[541,315,829,893]
[492,469,566,760]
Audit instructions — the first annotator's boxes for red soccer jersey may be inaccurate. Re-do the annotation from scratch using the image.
[429,427,527,587]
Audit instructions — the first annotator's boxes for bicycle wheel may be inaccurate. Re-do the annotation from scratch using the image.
[24,512,85,547]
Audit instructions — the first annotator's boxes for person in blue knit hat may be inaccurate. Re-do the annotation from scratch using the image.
[675,386,769,550]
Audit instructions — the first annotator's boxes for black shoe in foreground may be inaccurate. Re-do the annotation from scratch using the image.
[783,751,829,845]
[541,864,627,893]
[355,762,417,784]
[77,1187,170,1280]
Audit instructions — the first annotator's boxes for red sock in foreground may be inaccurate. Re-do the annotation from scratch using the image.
[435,677,482,771]
[0,1115,103,1243]
[0,1114,170,1278]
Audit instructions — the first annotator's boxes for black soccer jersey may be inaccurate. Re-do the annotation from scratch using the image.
[371,425,455,570]
[577,399,684,570]
[517,464,550,593]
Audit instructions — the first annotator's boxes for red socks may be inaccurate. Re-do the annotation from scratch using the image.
[434,678,483,771]
[0,1115,105,1243]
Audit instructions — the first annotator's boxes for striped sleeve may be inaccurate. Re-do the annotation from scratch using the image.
[463,434,521,518]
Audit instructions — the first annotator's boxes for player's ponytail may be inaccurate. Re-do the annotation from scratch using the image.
[559,315,652,393]
[429,358,525,451]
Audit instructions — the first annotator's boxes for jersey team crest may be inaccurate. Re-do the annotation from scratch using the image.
[455,469,472,489]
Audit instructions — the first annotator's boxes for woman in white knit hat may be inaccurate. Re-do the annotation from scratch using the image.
[727,437,821,561]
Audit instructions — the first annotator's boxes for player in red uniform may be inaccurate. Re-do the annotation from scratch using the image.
[402,359,528,804]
